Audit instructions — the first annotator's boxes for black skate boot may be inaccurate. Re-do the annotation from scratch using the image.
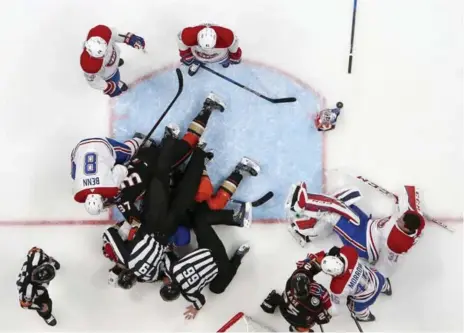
[118,58,124,67]
[235,157,261,177]
[231,244,250,266]
[188,62,201,76]
[163,123,180,140]
[260,290,280,314]
[203,92,225,112]
[119,81,128,92]
[133,132,156,147]
[381,278,392,296]
[353,311,376,322]
[232,202,253,228]
[43,314,57,326]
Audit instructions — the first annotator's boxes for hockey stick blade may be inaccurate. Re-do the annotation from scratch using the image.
[231,191,274,207]
[130,68,184,161]
[199,64,296,104]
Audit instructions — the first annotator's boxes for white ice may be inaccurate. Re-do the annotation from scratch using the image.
[0,0,462,331]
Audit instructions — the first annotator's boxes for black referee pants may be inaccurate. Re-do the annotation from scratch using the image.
[191,207,241,294]
[141,142,206,244]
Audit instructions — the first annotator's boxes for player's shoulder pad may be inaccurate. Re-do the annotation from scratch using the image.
[180,26,204,46]
[80,50,104,74]
[212,25,235,47]
[87,25,112,43]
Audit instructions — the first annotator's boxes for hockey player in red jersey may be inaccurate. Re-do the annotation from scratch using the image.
[80,25,145,97]
[312,246,391,322]
[177,24,242,76]
[286,182,425,280]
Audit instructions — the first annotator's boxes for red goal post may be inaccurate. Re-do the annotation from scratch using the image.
[217,312,276,332]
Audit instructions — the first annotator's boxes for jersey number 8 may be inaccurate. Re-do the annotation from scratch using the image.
[183,266,200,286]
[84,153,98,175]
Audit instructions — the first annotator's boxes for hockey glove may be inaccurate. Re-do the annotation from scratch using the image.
[180,49,195,66]
[328,246,341,257]
[124,33,145,49]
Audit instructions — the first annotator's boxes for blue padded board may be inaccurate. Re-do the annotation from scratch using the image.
[111,62,324,220]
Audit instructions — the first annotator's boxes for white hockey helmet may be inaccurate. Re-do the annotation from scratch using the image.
[84,36,108,58]
[321,255,345,276]
[197,27,217,49]
[85,194,104,215]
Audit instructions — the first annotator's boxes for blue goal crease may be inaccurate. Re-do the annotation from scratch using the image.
[111,63,324,220]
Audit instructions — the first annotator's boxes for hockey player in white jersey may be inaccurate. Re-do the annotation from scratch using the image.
[71,135,145,215]
[80,25,145,97]
[311,245,391,322]
[286,181,425,280]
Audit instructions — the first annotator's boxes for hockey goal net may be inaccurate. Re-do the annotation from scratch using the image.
[217,312,275,332]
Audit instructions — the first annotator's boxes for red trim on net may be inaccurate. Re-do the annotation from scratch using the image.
[217,312,245,332]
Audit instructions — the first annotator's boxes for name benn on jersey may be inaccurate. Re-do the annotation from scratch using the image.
[83,177,100,186]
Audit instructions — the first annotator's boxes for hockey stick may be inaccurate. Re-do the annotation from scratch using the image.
[231,191,274,207]
[199,64,297,104]
[356,175,455,232]
[347,0,358,74]
[130,68,184,160]
[351,314,364,332]
[318,324,325,332]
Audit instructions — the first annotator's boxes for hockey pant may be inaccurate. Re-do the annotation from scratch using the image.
[141,145,206,245]
[34,291,53,321]
[348,271,386,319]
[264,292,315,330]
[333,204,373,260]
[192,215,240,294]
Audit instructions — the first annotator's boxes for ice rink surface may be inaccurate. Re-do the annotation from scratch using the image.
[0,0,462,331]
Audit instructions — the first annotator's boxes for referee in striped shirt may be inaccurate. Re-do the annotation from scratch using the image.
[16,247,60,326]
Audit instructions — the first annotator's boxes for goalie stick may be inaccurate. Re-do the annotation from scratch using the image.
[231,191,274,207]
[356,175,455,233]
[129,68,184,162]
[199,64,297,104]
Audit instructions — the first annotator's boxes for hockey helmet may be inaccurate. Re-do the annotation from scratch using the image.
[84,36,108,58]
[197,27,217,49]
[31,263,56,284]
[160,280,181,302]
[290,272,310,300]
[321,255,345,276]
[85,194,104,215]
[118,269,137,290]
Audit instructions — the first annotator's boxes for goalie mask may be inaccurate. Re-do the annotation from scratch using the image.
[31,263,56,284]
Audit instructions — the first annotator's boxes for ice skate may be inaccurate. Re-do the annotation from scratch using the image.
[133,132,155,147]
[119,81,128,92]
[233,202,253,228]
[381,278,392,296]
[236,157,261,177]
[188,62,201,76]
[353,311,376,322]
[118,58,124,67]
[43,314,57,326]
[49,258,60,270]
[163,123,180,140]
[231,243,250,264]
[204,92,225,112]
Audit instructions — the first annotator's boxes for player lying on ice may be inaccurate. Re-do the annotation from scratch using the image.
[309,245,391,322]
[71,92,225,217]
[285,181,425,281]
[260,253,333,332]
[177,23,242,76]
[80,24,145,97]
[157,152,261,320]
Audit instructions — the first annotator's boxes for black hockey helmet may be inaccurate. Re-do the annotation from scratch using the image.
[160,280,181,302]
[118,269,137,290]
[31,263,55,284]
[402,211,422,232]
[290,272,310,300]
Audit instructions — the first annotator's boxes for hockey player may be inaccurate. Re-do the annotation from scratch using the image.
[103,145,209,287]
[314,102,343,131]
[16,247,61,326]
[312,245,390,322]
[80,24,145,97]
[71,135,145,215]
[158,157,260,319]
[177,24,242,76]
[113,92,226,236]
[286,182,425,279]
[261,256,333,332]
